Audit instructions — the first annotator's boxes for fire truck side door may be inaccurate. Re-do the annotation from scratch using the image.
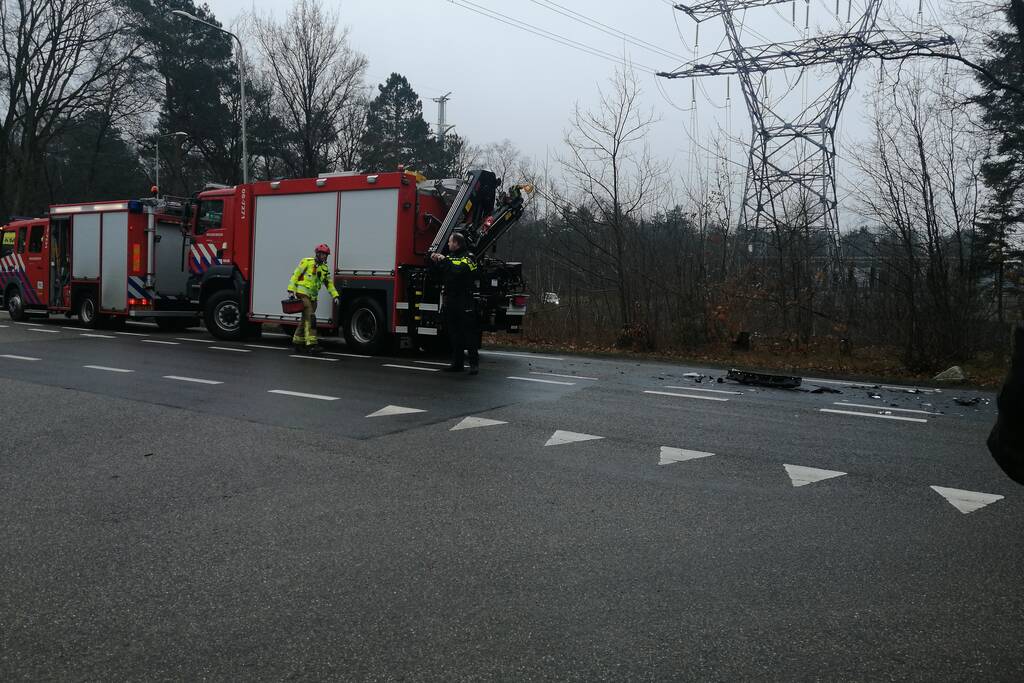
[25,222,48,305]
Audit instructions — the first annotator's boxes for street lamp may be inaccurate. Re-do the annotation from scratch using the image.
[154,131,187,194]
[166,9,248,184]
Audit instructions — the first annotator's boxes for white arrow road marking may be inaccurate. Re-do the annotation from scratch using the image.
[268,389,339,401]
[1,354,40,361]
[819,408,927,423]
[164,375,223,385]
[644,390,729,402]
[544,430,604,447]
[366,405,426,418]
[451,416,508,431]
[659,446,714,465]
[84,365,133,373]
[784,464,847,487]
[508,376,575,385]
[930,486,1004,514]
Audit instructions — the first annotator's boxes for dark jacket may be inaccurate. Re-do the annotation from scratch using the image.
[988,324,1024,485]
[435,249,477,303]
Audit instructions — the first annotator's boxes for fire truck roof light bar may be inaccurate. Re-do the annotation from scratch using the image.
[50,203,129,215]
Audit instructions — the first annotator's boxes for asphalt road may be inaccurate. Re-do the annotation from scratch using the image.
[0,312,1020,681]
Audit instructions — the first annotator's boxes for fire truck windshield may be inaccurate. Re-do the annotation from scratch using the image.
[196,199,223,235]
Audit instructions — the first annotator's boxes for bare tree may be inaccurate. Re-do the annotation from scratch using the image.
[250,0,367,177]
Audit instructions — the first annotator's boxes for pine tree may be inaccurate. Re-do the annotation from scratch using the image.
[358,73,439,175]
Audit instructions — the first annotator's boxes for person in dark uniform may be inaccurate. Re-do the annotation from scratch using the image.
[988,323,1024,485]
[430,232,480,375]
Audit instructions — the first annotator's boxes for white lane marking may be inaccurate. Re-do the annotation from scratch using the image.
[833,402,941,416]
[28,328,60,334]
[480,350,564,361]
[664,385,743,395]
[784,464,847,487]
[80,333,116,339]
[451,416,508,431]
[930,486,1005,514]
[141,339,179,345]
[366,405,426,418]
[414,360,450,367]
[209,346,251,353]
[164,375,223,385]
[268,389,339,401]
[0,324,9,328]
[659,446,714,465]
[805,377,938,394]
[84,365,133,373]
[14,321,42,326]
[262,331,288,338]
[531,371,599,381]
[245,344,288,350]
[175,337,212,343]
[113,331,148,337]
[1,354,40,361]
[383,363,439,372]
[325,351,373,358]
[819,408,927,424]
[508,376,575,386]
[544,430,604,447]
[291,354,338,362]
[643,390,729,402]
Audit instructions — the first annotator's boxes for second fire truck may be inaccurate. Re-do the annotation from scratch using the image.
[184,168,530,353]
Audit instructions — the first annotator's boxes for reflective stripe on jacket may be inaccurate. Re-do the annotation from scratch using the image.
[287,257,340,300]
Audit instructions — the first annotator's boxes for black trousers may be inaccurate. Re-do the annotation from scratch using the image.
[445,297,479,368]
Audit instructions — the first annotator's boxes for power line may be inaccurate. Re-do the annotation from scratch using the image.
[446,0,656,73]
[527,0,689,62]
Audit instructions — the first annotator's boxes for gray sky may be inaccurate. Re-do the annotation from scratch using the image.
[205,0,958,216]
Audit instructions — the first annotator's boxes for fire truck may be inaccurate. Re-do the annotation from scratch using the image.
[0,198,195,328]
[185,168,530,353]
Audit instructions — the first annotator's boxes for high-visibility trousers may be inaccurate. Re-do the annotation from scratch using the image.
[291,294,318,347]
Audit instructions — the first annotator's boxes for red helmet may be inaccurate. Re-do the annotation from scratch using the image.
[315,243,331,255]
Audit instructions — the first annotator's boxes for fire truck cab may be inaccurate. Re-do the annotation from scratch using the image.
[0,198,195,328]
[186,168,530,353]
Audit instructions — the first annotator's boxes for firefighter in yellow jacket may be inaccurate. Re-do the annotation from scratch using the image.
[287,243,340,354]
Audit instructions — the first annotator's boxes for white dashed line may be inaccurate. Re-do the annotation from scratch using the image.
[325,351,373,358]
[383,363,439,372]
[644,390,729,402]
[0,324,9,328]
[175,337,212,343]
[245,344,289,350]
[819,408,927,423]
[141,339,179,345]
[531,371,598,381]
[805,377,938,394]
[268,389,339,401]
[833,402,941,416]
[1,354,40,361]
[290,354,338,362]
[163,375,223,385]
[113,331,148,337]
[508,376,575,386]
[80,333,115,339]
[14,321,43,326]
[481,350,565,361]
[84,365,133,373]
[414,360,451,367]
[27,328,60,334]
[664,385,743,396]
[209,346,251,353]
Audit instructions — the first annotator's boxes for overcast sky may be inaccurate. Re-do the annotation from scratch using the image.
[204,0,956,218]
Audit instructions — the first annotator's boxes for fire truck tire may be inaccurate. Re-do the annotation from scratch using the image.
[205,290,244,341]
[5,286,28,321]
[342,297,387,353]
[77,294,99,328]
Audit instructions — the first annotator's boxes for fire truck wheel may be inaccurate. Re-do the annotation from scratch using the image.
[77,294,99,328]
[5,286,28,321]
[343,297,387,353]
[205,290,244,340]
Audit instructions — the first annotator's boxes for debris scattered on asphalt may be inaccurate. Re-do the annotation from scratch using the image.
[868,392,882,399]
[726,368,802,389]
[716,377,724,384]
[810,386,842,394]
[954,397,982,407]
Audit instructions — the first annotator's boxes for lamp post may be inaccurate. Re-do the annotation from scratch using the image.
[155,131,187,194]
[167,9,248,184]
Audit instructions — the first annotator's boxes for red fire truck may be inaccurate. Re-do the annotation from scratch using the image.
[0,198,195,328]
[185,168,530,352]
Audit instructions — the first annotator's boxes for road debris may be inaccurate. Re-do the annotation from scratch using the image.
[810,386,842,394]
[954,397,982,407]
[726,368,802,389]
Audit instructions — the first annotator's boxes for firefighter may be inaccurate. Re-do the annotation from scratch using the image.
[988,323,1024,485]
[287,243,340,354]
[430,232,480,375]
